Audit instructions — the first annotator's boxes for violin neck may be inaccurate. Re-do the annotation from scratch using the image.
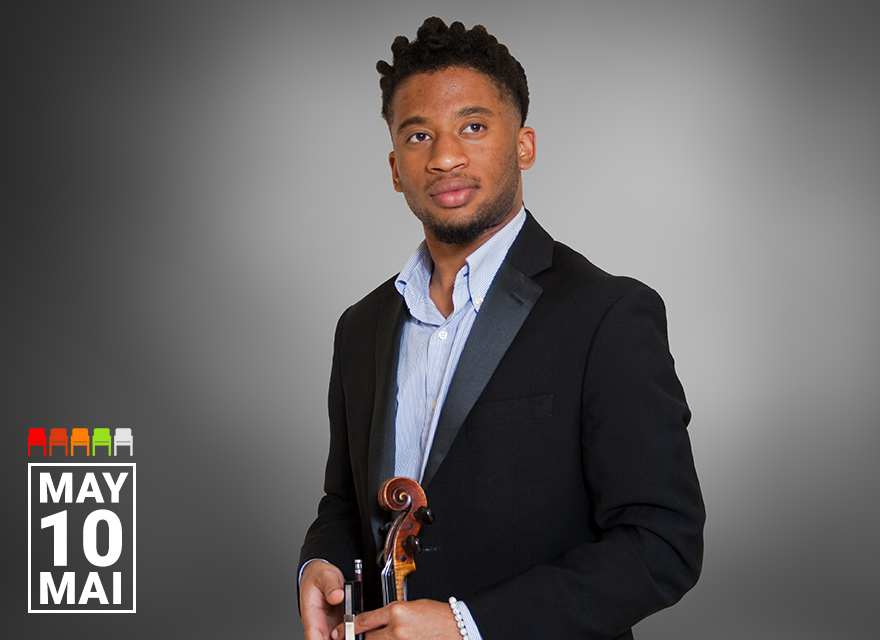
[380,553,397,606]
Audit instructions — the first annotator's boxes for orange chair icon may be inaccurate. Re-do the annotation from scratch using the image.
[49,428,69,456]
[114,428,133,456]
[71,428,90,456]
[28,428,47,456]
[93,428,112,456]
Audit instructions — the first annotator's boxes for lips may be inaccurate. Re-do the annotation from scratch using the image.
[427,178,478,208]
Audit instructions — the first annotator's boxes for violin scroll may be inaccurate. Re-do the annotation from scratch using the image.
[378,477,433,603]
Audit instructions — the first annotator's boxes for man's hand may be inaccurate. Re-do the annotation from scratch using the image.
[331,599,460,640]
[300,560,346,640]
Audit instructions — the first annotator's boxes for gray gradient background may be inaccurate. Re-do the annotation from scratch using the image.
[4,1,878,638]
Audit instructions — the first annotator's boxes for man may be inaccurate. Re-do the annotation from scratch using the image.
[299,17,704,640]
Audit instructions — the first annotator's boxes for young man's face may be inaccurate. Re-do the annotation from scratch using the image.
[388,66,536,245]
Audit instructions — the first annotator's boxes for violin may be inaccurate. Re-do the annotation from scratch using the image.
[377,476,434,605]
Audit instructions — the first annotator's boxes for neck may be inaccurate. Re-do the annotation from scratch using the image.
[425,205,520,317]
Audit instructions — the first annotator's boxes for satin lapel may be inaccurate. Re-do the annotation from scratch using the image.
[421,261,543,489]
[367,289,405,551]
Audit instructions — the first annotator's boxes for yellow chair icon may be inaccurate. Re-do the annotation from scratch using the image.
[71,428,90,456]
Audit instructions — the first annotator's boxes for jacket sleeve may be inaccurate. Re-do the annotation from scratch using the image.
[466,284,705,639]
[298,308,363,581]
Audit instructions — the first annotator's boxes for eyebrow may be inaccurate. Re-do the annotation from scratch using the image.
[456,106,495,119]
[396,115,428,133]
[395,106,496,136]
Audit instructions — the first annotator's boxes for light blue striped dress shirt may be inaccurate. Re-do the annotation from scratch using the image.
[392,207,526,639]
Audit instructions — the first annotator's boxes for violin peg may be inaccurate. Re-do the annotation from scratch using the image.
[403,534,422,556]
[414,506,435,525]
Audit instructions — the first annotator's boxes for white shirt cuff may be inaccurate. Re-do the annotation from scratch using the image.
[456,600,483,640]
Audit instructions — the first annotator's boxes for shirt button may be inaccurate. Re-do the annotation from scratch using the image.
[438,330,448,340]
[474,297,484,307]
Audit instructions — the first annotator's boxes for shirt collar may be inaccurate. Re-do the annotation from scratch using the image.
[395,207,527,323]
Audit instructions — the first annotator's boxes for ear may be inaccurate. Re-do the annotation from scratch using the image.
[389,151,403,192]
[516,126,537,170]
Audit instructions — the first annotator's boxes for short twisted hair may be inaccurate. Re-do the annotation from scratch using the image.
[376,17,529,126]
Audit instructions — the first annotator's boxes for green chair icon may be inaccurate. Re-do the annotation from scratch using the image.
[93,428,112,456]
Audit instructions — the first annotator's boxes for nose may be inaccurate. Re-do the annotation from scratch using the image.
[427,132,467,173]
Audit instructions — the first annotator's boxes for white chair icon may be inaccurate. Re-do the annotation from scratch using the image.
[114,428,133,455]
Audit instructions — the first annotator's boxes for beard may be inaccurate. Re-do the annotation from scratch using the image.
[402,153,521,245]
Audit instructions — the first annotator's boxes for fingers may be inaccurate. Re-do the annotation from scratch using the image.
[331,604,390,640]
[300,561,346,640]
[302,560,346,603]
[353,605,390,634]
[304,625,332,640]
[315,569,345,606]
[331,599,459,640]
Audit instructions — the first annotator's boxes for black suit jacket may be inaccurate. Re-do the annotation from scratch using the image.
[299,212,704,639]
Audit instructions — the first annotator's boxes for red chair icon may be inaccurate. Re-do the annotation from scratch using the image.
[71,428,90,456]
[28,428,47,456]
[49,428,69,456]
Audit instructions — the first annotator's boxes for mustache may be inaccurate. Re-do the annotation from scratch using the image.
[425,173,482,191]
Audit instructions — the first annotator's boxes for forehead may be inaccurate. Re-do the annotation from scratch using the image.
[390,66,516,126]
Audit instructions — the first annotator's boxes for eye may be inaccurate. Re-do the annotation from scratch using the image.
[464,123,485,134]
[407,132,431,143]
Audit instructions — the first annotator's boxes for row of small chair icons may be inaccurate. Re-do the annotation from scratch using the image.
[27,428,133,456]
